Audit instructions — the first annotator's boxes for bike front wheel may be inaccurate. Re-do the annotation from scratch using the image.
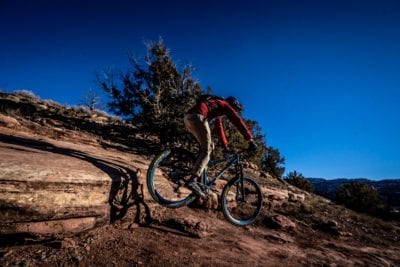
[146,148,197,208]
[221,177,263,226]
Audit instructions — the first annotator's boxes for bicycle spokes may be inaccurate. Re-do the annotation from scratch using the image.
[222,177,263,226]
[150,149,196,204]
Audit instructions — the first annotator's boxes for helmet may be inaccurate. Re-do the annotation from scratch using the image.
[226,96,243,111]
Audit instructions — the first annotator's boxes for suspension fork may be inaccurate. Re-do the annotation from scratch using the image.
[236,154,245,201]
[200,168,208,193]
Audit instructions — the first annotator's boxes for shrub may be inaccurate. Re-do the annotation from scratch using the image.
[81,89,102,111]
[43,99,62,108]
[335,182,385,215]
[285,170,314,192]
[13,89,40,100]
[262,146,285,179]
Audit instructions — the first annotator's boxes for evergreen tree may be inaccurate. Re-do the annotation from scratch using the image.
[100,39,203,145]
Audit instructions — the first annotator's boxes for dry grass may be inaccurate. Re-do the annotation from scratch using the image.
[300,202,315,214]
[43,99,63,108]
[13,89,40,101]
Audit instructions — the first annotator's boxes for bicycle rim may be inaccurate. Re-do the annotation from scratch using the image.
[221,177,263,226]
[146,148,197,208]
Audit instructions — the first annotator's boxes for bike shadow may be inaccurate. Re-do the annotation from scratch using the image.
[0,133,152,238]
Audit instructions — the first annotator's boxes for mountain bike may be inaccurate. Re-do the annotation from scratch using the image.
[146,148,263,226]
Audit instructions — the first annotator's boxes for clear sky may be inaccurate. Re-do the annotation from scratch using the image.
[1,0,400,179]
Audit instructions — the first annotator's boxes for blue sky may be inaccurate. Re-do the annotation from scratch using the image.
[1,0,400,179]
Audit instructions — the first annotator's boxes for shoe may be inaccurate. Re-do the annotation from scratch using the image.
[187,181,206,199]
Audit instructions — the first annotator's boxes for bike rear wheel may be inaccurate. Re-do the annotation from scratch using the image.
[221,177,263,226]
[146,148,197,208]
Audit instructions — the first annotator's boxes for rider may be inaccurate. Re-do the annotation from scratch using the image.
[184,95,257,198]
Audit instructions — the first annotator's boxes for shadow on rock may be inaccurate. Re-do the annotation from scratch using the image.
[109,169,152,225]
[0,133,152,231]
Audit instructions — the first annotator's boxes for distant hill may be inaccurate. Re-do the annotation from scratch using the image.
[308,178,400,210]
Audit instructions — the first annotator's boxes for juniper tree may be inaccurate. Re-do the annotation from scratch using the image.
[100,39,203,145]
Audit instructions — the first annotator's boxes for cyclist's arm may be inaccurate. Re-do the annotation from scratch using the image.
[222,102,253,141]
[213,116,228,147]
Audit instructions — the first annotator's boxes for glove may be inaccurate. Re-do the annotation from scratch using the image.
[247,140,258,152]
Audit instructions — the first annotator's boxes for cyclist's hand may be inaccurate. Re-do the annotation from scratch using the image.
[223,146,233,154]
[247,140,258,152]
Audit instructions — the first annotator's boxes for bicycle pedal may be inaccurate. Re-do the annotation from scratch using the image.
[187,182,207,198]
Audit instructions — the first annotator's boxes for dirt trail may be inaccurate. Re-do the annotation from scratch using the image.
[2,202,399,266]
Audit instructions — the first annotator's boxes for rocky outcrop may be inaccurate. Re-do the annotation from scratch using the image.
[0,127,152,236]
[264,215,297,231]
[0,114,20,128]
[159,215,211,238]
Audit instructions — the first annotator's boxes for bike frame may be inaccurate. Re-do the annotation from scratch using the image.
[201,153,245,195]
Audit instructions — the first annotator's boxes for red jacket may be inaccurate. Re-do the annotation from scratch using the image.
[188,99,253,146]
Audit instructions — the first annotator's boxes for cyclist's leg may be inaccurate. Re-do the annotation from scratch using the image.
[184,114,212,177]
[184,114,211,197]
